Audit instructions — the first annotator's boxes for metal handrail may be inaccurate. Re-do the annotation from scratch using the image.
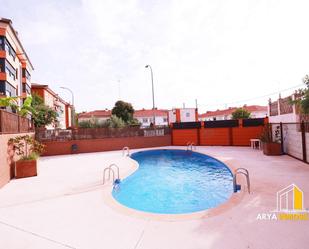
[190,142,196,151]
[186,142,191,151]
[109,163,120,179]
[122,146,130,157]
[103,167,115,185]
[233,168,250,194]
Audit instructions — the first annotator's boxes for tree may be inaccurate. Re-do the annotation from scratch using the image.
[291,75,309,114]
[231,108,251,119]
[111,100,134,123]
[31,94,58,128]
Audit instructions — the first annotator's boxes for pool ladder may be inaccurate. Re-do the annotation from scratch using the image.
[122,146,130,157]
[186,142,196,151]
[233,168,250,194]
[103,164,120,185]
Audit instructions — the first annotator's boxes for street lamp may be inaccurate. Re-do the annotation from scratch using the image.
[145,65,156,126]
[60,86,75,128]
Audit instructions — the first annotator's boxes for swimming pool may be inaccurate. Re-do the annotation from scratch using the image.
[112,149,233,214]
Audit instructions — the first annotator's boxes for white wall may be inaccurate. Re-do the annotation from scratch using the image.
[281,123,303,160]
[136,116,168,127]
[168,110,176,123]
[269,113,299,123]
[180,108,196,122]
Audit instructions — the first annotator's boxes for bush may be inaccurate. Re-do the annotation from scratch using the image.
[231,108,251,119]
[105,115,126,128]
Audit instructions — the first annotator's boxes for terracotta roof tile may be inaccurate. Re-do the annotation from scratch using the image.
[199,105,267,118]
[134,109,168,117]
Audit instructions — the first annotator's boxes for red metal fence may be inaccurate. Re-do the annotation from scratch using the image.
[0,110,32,134]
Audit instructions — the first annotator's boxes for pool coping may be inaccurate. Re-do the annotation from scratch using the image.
[102,148,246,221]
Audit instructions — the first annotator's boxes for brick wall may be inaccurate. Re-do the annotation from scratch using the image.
[0,132,34,188]
[42,135,172,156]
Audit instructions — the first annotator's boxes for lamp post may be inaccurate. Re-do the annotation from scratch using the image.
[60,86,75,128]
[145,65,156,126]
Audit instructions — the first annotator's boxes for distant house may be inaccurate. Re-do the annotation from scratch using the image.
[168,108,198,123]
[199,105,268,121]
[78,110,111,124]
[31,83,72,129]
[134,109,168,127]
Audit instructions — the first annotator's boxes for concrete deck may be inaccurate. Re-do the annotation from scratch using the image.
[0,146,308,249]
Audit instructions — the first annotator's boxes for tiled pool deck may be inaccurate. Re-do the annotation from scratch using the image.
[0,146,308,249]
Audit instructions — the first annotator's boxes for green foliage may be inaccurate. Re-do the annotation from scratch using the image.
[78,116,101,128]
[259,125,272,143]
[31,93,58,127]
[0,96,18,110]
[112,100,134,123]
[8,135,45,161]
[105,115,126,128]
[0,96,33,116]
[231,108,251,119]
[78,115,126,128]
[292,75,309,114]
[127,118,141,127]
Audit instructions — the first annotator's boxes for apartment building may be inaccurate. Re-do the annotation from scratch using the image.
[31,83,72,129]
[168,108,198,123]
[0,18,33,107]
[134,109,168,127]
[199,105,268,121]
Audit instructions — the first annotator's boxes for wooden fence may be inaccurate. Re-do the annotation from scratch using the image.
[35,126,171,142]
[0,110,32,134]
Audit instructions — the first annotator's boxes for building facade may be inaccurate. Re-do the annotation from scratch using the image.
[0,18,33,107]
[134,109,168,127]
[199,105,268,121]
[168,108,198,123]
[31,83,72,129]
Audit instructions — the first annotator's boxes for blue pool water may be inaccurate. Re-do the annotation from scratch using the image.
[112,149,233,214]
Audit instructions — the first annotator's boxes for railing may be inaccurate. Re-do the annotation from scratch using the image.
[35,126,171,142]
[0,109,32,134]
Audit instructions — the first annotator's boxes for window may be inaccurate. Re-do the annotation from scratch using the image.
[186,112,190,117]
[3,81,17,97]
[163,118,168,122]
[142,118,148,123]
[0,36,4,50]
[5,61,16,80]
[0,59,4,72]
[4,38,16,61]
[22,83,31,94]
[22,68,31,81]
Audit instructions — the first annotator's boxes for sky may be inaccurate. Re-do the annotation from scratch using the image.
[0,0,308,113]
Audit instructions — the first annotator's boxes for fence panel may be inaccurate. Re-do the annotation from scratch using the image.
[35,127,171,142]
[0,110,31,134]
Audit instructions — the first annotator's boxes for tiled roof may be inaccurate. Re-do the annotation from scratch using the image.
[78,110,111,118]
[134,109,168,117]
[199,105,267,118]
